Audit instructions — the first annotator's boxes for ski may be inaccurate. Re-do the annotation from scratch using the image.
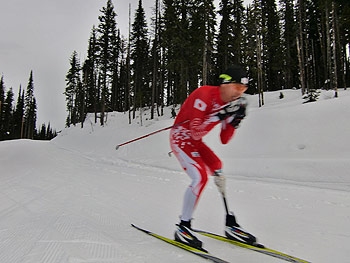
[131,224,230,263]
[193,229,311,263]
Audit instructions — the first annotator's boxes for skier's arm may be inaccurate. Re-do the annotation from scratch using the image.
[220,122,236,144]
[218,98,247,144]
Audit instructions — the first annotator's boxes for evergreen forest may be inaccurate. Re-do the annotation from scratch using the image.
[0,72,57,141]
[64,0,349,126]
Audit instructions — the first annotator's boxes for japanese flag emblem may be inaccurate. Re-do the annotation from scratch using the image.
[194,99,207,112]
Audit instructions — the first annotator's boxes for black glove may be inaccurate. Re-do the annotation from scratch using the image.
[217,97,247,124]
[217,101,241,121]
[229,103,246,128]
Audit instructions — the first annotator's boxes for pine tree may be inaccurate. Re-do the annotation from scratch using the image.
[24,71,37,139]
[127,3,132,123]
[65,51,81,127]
[111,29,122,112]
[161,0,188,105]
[76,78,86,128]
[0,76,5,138]
[262,0,283,91]
[13,85,25,139]
[245,0,265,105]
[303,87,320,103]
[216,0,245,78]
[243,4,257,94]
[231,0,245,65]
[131,0,150,118]
[1,88,14,140]
[340,1,350,88]
[97,0,118,125]
[306,0,322,92]
[84,26,99,122]
[150,0,161,119]
[217,0,234,74]
[35,122,56,140]
[30,98,37,138]
[190,0,217,85]
[46,122,54,139]
[117,37,130,113]
[280,0,298,90]
[39,123,46,139]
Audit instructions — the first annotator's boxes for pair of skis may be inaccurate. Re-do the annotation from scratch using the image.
[132,224,310,263]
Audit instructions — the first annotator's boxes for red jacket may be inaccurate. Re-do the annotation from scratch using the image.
[174,85,236,144]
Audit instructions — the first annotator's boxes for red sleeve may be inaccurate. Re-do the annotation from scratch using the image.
[220,121,236,144]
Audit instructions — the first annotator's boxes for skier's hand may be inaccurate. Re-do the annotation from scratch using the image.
[217,102,238,121]
[214,171,226,196]
[229,105,246,128]
[217,97,247,122]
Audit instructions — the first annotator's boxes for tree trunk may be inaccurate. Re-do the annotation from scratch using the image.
[151,0,159,120]
[100,92,105,126]
[331,1,338,97]
[203,40,208,86]
[296,36,306,95]
[297,0,306,95]
[128,3,132,124]
[325,4,333,91]
[256,25,264,107]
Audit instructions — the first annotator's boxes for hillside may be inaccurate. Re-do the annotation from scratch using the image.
[1,89,350,262]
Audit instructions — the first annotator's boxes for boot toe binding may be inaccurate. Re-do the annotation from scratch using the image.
[175,225,203,250]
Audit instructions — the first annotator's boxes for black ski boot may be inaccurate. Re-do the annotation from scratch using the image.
[174,220,204,251]
[225,213,257,246]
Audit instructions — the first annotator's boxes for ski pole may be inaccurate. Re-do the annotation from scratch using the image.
[115,120,189,150]
[222,194,229,215]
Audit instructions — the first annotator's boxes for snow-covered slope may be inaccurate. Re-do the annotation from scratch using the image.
[1,89,350,263]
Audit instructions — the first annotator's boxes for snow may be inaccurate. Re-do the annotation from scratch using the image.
[1,89,350,263]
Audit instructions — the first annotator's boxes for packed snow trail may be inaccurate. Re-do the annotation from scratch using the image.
[0,136,349,262]
[0,140,285,263]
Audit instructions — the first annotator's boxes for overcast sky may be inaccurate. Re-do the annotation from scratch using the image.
[0,0,252,130]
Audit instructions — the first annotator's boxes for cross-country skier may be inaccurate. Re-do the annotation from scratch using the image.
[169,65,257,250]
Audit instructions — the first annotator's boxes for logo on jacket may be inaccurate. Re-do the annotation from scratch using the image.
[194,99,207,111]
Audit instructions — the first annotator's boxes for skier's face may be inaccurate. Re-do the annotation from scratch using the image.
[220,83,247,103]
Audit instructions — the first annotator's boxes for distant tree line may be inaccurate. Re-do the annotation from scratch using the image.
[65,0,350,127]
[0,72,56,141]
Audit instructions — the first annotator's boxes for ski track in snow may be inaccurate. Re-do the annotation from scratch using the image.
[1,90,350,262]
